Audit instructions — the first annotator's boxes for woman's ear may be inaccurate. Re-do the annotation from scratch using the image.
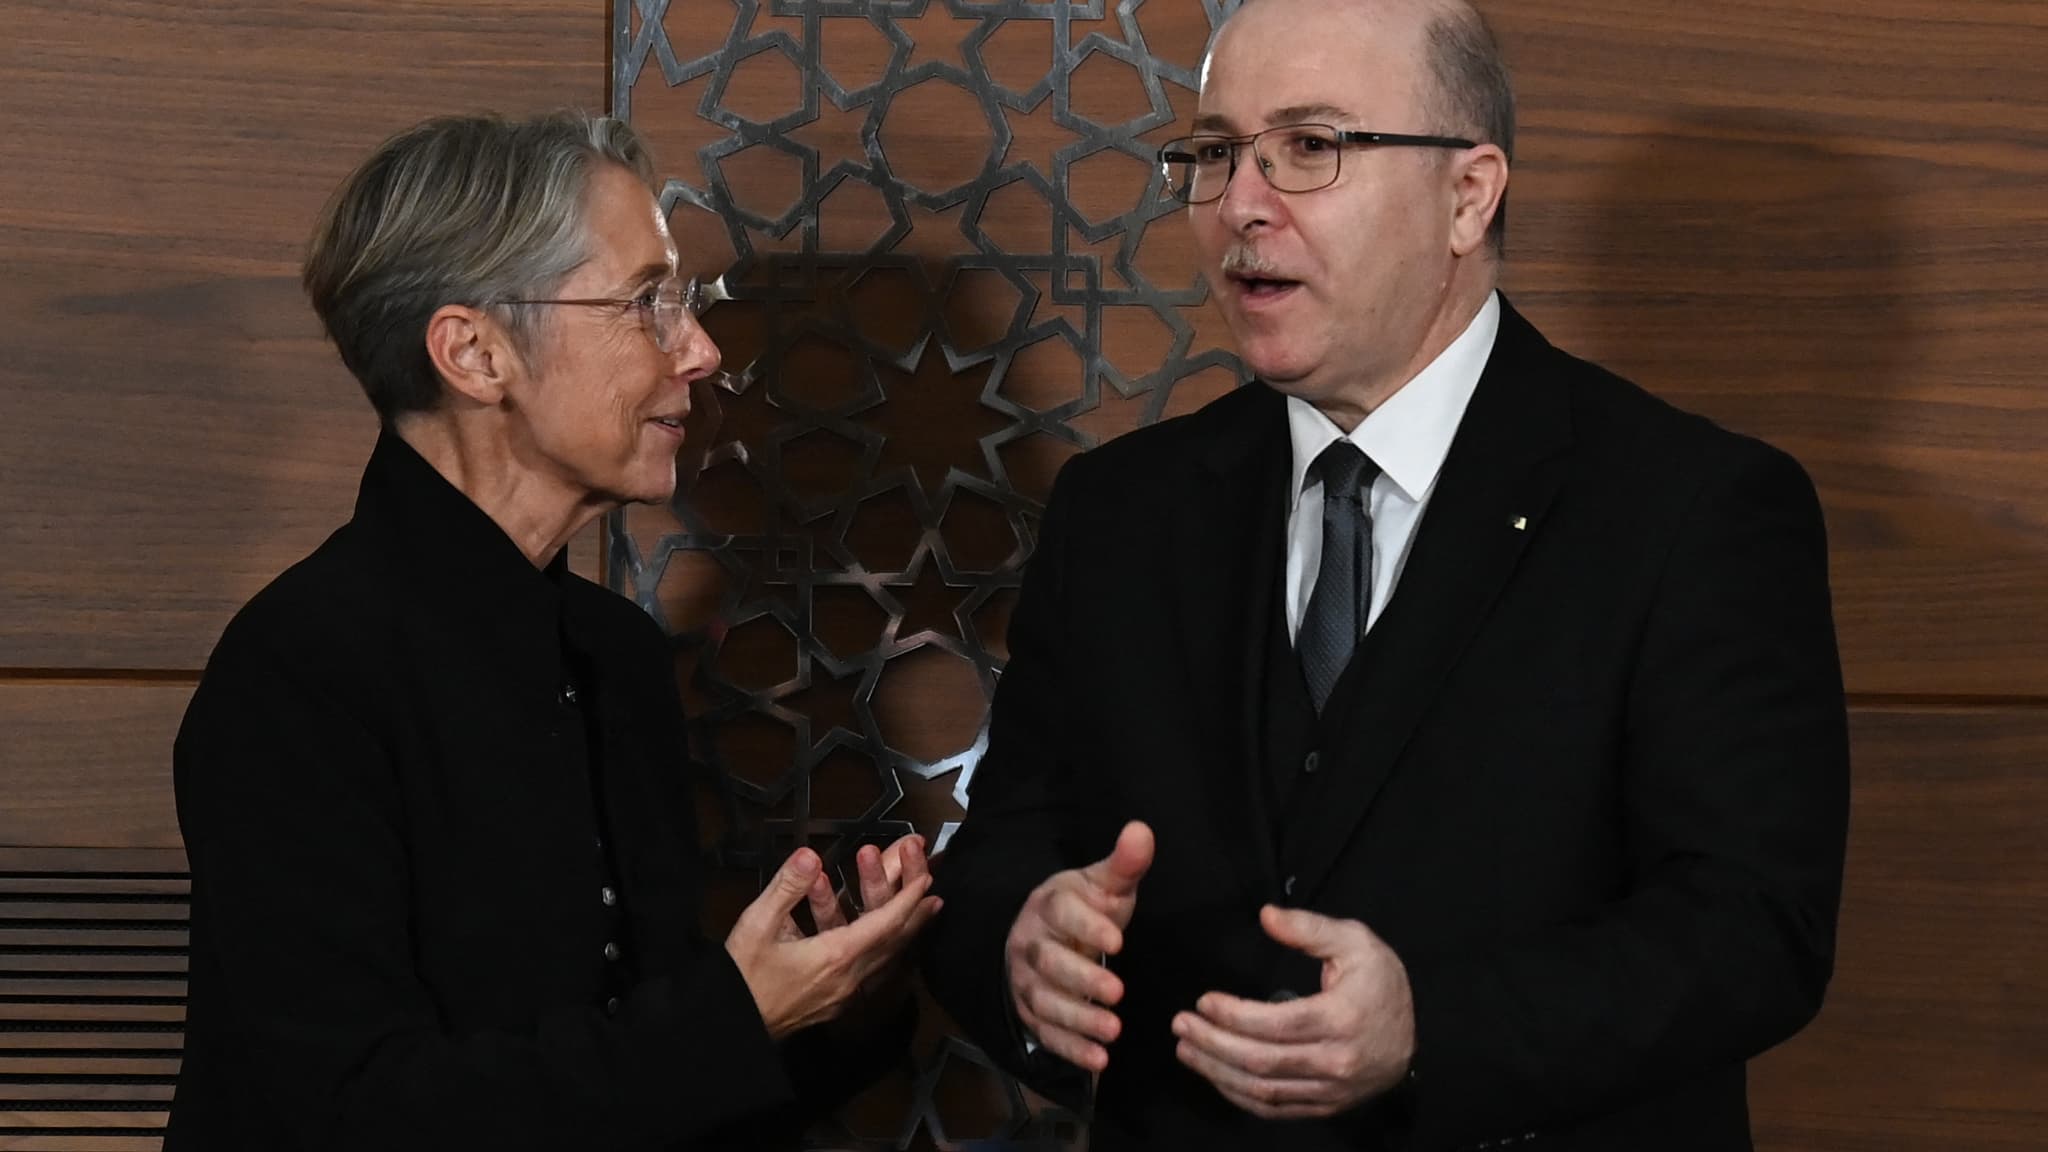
[424,304,516,406]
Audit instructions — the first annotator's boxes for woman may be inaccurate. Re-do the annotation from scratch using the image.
[167,111,937,1150]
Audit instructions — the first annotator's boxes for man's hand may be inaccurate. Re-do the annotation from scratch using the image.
[725,842,941,1040]
[1005,821,1155,1072]
[1172,904,1414,1119]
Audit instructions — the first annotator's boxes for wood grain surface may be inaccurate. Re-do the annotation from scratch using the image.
[0,0,606,672]
[1752,706,2048,1149]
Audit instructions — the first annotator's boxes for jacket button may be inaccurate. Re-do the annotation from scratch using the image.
[1283,875,1298,897]
[1303,751,1319,775]
[601,886,617,907]
[605,996,621,1016]
[559,684,579,707]
[603,941,621,962]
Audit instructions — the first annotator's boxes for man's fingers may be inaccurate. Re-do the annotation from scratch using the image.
[1259,903,1355,962]
[736,848,823,940]
[1040,887,1125,956]
[1194,990,1326,1042]
[1172,1010,1329,1080]
[1019,967,1123,1044]
[1210,1081,1337,1121]
[1016,992,1112,1072]
[1025,1016,1110,1073]
[1032,937,1126,1006]
[1082,821,1155,899]
[1174,1036,1336,1115]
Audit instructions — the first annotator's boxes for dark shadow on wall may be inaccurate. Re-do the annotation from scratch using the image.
[1513,108,1916,542]
[1513,109,2048,697]
[1517,108,2048,1147]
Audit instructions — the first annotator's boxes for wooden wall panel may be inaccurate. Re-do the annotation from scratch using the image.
[1493,0,2048,697]
[0,0,607,673]
[0,685,188,849]
[1751,708,2048,1149]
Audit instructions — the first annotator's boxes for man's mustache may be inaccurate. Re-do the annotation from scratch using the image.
[1220,245,1286,278]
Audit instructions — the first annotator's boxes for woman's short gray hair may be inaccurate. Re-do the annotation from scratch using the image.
[303,110,658,422]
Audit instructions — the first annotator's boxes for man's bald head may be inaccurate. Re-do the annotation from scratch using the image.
[1214,0,1514,253]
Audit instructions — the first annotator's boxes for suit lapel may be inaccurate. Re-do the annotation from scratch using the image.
[1167,385,1291,902]
[1290,301,1576,900]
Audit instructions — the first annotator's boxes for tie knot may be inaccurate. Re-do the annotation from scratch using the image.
[1310,440,1376,505]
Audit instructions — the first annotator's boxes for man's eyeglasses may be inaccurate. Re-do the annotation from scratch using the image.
[496,277,710,353]
[1158,123,1476,205]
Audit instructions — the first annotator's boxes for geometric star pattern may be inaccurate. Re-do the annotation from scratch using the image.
[609,3,1245,1145]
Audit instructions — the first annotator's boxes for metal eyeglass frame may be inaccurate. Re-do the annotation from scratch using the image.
[1158,124,1477,204]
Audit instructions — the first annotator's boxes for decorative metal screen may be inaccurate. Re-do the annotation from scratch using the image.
[609,2,1244,1146]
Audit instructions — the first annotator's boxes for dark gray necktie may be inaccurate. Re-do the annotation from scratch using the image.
[1298,441,1378,713]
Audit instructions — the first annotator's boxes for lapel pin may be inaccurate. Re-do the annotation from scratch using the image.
[1510,515,1528,531]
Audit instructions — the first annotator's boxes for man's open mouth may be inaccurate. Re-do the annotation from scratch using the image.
[1231,275,1300,299]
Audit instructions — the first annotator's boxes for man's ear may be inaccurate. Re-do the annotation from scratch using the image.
[424,304,517,406]
[1448,143,1509,258]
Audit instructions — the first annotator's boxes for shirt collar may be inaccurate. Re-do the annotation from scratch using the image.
[1287,290,1501,507]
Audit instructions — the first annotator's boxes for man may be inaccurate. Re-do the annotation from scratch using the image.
[170,112,936,1150]
[921,1,1850,1149]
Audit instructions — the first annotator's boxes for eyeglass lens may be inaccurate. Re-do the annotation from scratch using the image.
[1162,125,1345,202]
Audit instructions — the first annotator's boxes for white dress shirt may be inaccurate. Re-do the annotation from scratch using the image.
[1284,292,1501,640]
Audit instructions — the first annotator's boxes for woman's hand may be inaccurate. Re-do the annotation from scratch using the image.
[724,837,940,1040]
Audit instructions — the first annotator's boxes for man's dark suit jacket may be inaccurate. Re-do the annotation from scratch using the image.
[169,434,884,1151]
[923,299,1851,1151]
